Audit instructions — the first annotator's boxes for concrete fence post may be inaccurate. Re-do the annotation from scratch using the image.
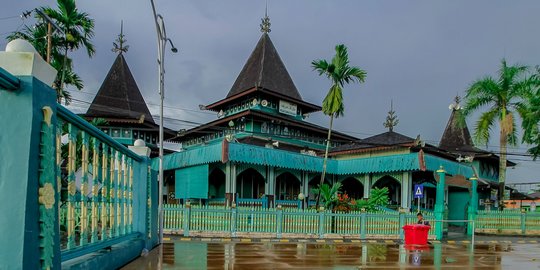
[360,208,367,239]
[183,202,191,237]
[231,204,237,237]
[276,205,283,238]
[318,207,325,239]
[521,210,526,235]
[0,42,59,270]
[398,208,406,240]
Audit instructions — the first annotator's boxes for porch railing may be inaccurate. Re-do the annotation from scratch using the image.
[163,204,435,239]
[56,106,147,260]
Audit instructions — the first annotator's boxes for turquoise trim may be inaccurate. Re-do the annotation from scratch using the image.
[158,142,475,179]
[0,67,20,90]
[57,106,143,162]
[424,154,474,178]
[154,142,223,170]
[338,154,419,175]
[228,142,332,173]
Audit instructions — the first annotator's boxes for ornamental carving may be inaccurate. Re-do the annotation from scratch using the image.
[38,183,55,209]
[67,181,76,196]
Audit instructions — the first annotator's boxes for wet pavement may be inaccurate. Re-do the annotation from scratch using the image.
[122,241,540,269]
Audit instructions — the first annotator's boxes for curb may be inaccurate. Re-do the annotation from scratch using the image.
[162,236,540,245]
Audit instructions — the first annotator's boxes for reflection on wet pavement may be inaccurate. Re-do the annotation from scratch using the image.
[121,241,540,269]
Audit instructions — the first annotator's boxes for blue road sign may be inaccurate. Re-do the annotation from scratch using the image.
[414,184,424,199]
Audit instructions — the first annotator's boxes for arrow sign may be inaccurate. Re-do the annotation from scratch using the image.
[414,184,424,199]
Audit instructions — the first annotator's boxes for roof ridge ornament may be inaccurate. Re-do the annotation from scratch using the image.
[260,2,271,33]
[383,100,399,132]
[112,20,129,54]
[449,95,462,111]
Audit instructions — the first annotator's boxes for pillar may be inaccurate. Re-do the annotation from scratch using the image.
[401,172,411,210]
[0,46,59,269]
[434,166,446,240]
[363,174,371,199]
[225,162,236,206]
[265,166,275,207]
[301,172,309,208]
[467,177,478,235]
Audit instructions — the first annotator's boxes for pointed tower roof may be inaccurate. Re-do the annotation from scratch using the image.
[227,33,302,100]
[86,53,155,125]
[439,96,475,153]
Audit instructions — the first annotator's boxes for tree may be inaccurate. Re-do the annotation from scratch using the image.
[521,67,540,159]
[312,44,366,208]
[8,0,94,103]
[461,59,534,209]
[311,182,342,210]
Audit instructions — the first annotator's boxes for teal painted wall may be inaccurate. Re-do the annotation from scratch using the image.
[448,189,470,226]
[0,77,59,269]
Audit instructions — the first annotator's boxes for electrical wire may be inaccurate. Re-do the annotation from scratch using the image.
[65,98,540,159]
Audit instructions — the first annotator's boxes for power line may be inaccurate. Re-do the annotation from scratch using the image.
[70,89,215,116]
[65,100,540,158]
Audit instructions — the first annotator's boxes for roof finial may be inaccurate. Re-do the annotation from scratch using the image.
[383,100,399,132]
[260,1,271,34]
[449,94,462,111]
[112,20,129,54]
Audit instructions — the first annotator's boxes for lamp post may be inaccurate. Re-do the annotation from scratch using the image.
[150,0,178,245]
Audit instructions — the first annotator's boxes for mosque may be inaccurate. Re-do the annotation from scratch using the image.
[84,14,509,226]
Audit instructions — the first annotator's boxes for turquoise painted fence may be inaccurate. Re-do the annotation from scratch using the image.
[475,210,540,234]
[163,204,436,239]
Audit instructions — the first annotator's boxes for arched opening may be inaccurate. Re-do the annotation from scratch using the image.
[208,169,226,199]
[275,172,301,200]
[236,168,265,199]
[308,175,331,200]
[373,176,401,207]
[341,177,364,199]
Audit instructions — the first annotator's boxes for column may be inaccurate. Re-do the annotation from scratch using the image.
[225,162,233,206]
[363,174,371,199]
[266,166,275,207]
[434,166,446,240]
[301,172,309,208]
[467,177,478,235]
[401,172,411,210]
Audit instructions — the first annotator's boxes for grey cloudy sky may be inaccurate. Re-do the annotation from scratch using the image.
[1,0,539,183]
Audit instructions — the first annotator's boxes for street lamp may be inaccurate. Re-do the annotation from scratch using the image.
[150,0,177,245]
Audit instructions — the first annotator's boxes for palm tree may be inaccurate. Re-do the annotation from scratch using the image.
[8,0,94,103]
[462,59,534,209]
[311,44,366,208]
[522,67,540,159]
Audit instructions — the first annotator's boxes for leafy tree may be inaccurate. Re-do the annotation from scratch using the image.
[8,0,94,103]
[354,187,389,212]
[312,44,366,208]
[461,59,534,209]
[311,182,342,210]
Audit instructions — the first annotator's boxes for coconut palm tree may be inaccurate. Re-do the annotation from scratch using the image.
[312,44,366,208]
[521,67,540,159]
[462,59,534,209]
[8,0,94,103]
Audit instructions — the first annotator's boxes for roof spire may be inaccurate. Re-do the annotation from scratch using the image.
[383,100,399,132]
[449,95,462,111]
[260,1,271,33]
[112,20,129,54]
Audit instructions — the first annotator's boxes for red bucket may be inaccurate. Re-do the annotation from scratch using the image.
[403,224,431,245]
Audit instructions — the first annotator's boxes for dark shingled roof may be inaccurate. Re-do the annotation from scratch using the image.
[86,54,155,124]
[438,108,479,154]
[227,33,302,101]
[438,107,516,166]
[331,131,416,153]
